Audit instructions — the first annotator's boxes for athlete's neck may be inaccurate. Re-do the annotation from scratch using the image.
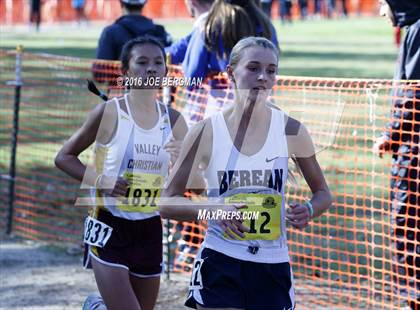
[227,98,270,150]
[127,89,158,114]
[232,97,269,128]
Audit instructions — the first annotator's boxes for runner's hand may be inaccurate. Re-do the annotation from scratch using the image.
[98,175,129,197]
[286,203,310,229]
[218,204,250,239]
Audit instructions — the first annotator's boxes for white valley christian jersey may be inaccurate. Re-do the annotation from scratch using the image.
[92,94,172,220]
[203,108,289,263]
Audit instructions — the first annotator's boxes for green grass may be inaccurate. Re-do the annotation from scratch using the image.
[1,17,396,78]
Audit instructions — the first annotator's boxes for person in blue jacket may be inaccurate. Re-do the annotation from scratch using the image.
[374,1,420,309]
[166,0,214,65]
[181,0,279,126]
[182,0,279,83]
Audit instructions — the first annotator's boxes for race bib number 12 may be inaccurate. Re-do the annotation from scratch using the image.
[224,194,282,241]
[84,216,113,248]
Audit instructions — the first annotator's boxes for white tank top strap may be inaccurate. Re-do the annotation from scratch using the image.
[215,112,230,145]
[111,95,128,119]
[271,108,288,158]
[211,112,232,150]
[123,93,134,120]
[161,102,169,120]
[159,102,173,146]
[272,108,285,132]
[96,97,133,148]
[216,112,234,147]
[157,100,163,117]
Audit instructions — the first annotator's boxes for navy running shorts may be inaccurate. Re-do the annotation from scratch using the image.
[185,247,295,309]
[84,208,163,278]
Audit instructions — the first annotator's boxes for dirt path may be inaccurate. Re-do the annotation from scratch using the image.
[3,238,397,310]
[0,237,189,310]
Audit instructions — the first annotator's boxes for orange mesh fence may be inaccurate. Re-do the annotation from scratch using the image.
[271,78,418,309]
[1,49,96,241]
[1,49,419,309]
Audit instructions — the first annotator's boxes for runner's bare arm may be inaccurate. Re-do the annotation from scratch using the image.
[286,117,332,220]
[159,120,214,220]
[54,101,117,186]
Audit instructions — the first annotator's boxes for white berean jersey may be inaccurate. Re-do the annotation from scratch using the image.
[92,94,172,220]
[203,108,289,263]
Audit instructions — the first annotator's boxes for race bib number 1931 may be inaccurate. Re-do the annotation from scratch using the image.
[84,216,113,248]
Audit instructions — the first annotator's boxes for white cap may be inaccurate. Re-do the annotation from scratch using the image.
[121,0,147,5]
